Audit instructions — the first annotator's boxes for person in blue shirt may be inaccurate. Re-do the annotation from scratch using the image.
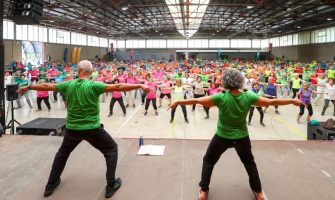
[52,72,66,107]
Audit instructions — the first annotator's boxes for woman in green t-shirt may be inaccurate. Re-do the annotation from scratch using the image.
[290,74,302,99]
[167,69,306,200]
[164,79,193,123]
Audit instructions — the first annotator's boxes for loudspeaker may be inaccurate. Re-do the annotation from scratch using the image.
[0,125,4,137]
[7,0,44,25]
[47,56,51,61]
[96,55,99,58]
[282,55,285,59]
[6,84,19,101]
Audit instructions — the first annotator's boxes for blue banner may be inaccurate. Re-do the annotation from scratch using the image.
[256,48,260,60]
[217,49,221,60]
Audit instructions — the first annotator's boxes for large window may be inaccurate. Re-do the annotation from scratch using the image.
[167,39,187,48]
[147,40,166,48]
[293,34,298,45]
[16,25,28,40]
[252,40,261,48]
[38,27,48,42]
[116,40,125,48]
[261,39,269,48]
[231,39,251,48]
[3,21,14,40]
[49,28,57,43]
[318,29,326,43]
[100,37,108,47]
[209,39,230,48]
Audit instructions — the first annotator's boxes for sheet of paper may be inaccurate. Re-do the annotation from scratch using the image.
[149,146,165,156]
[137,145,153,155]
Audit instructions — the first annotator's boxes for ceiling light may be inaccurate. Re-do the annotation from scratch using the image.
[109,35,111,36]
[247,6,254,9]
[297,26,301,28]
[96,32,99,33]
[232,17,236,19]
[155,30,158,32]
[122,7,128,10]
[160,33,163,35]
[222,25,226,28]
[217,30,220,32]
[279,31,281,32]
[50,20,54,22]
[213,33,215,35]
[328,18,332,21]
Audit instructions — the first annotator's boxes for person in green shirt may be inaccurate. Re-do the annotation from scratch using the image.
[61,69,69,77]
[197,70,214,91]
[38,71,49,83]
[16,75,33,109]
[302,69,312,81]
[18,60,152,198]
[167,69,306,200]
[247,82,275,127]
[91,67,99,79]
[174,69,185,79]
[290,74,302,99]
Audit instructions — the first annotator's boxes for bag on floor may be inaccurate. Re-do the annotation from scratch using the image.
[322,118,335,130]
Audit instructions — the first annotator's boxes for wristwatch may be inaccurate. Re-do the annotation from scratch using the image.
[29,85,31,90]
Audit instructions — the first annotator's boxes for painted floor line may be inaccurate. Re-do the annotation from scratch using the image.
[112,105,142,137]
[275,116,307,139]
[168,119,175,138]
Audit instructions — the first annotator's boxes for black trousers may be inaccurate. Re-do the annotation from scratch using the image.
[145,98,157,110]
[141,91,147,104]
[171,105,187,120]
[199,134,262,193]
[299,104,313,116]
[110,97,126,114]
[322,99,335,114]
[48,125,118,186]
[193,94,207,111]
[37,96,51,110]
[292,88,299,99]
[53,91,66,101]
[248,107,264,122]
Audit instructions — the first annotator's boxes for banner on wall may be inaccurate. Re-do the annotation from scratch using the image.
[130,49,134,60]
[71,47,77,64]
[76,47,82,64]
[257,48,260,60]
[171,49,173,59]
[269,43,273,53]
[64,48,68,63]
[217,49,221,60]
[111,43,114,52]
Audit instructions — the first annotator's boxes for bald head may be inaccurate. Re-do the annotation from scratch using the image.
[78,60,93,75]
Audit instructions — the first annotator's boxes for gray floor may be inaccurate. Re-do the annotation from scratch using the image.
[0,136,334,200]
[4,90,334,140]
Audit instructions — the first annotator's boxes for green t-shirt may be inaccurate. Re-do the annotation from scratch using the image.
[17,79,29,94]
[14,76,21,83]
[61,73,69,77]
[280,76,289,85]
[174,86,184,101]
[211,92,259,139]
[39,69,46,72]
[55,79,107,130]
[291,78,301,89]
[58,68,64,72]
[14,68,25,74]
[174,73,185,79]
[328,70,335,78]
[91,71,99,79]
[198,74,210,88]
[38,74,48,82]
[302,71,312,80]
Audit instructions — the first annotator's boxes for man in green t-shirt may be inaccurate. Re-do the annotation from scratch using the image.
[302,69,312,81]
[197,70,211,89]
[174,69,185,79]
[18,60,152,198]
[167,69,305,200]
[16,75,33,108]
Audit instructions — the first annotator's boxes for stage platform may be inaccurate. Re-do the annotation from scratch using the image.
[0,135,334,200]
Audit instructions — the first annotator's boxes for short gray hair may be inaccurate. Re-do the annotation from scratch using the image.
[78,60,93,75]
[222,69,244,90]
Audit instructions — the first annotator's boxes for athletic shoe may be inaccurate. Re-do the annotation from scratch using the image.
[185,118,189,123]
[297,119,300,124]
[159,105,162,108]
[191,109,195,112]
[170,119,173,123]
[123,113,126,117]
[198,188,209,200]
[314,103,317,106]
[155,112,158,116]
[48,109,51,112]
[29,106,33,108]
[321,112,325,116]
[306,119,311,123]
[133,104,135,108]
[247,121,251,126]
[126,104,129,108]
[36,109,41,112]
[44,178,61,197]
[275,111,280,114]
[105,178,122,198]
[260,122,265,127]
[108,113,113,117]
[141,103,144,105]
[144,112,147,116]
[205,116,209,119]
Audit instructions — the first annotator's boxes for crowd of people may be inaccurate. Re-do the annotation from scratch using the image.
[4,58,335,124]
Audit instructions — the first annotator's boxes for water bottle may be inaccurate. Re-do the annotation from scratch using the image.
[139,135,144,146]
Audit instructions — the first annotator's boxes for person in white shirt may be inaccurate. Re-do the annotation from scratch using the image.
[181,73,194,99]
[4,71,12,90]
[317,77,335,116]
[243,73,255,92]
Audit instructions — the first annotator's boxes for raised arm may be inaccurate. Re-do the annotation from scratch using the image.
[17,83,57,95]
[105,83,152,93]
[167,96,215,111]
[254,96,306,107]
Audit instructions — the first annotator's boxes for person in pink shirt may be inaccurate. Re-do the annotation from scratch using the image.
[152,67,165,81]
[105,70,114,84]
[94,72,106,103]
[134,71,144,99]
[108,79,126,117]
[115,71,126,83]
[29,66,40,86]
[48,66,58,79]
[125,73,137,108]
[156,75,172,108]
[64,64,71,71]
[202,82,223,119]
[36,79,51,112]
[144,78,158,116]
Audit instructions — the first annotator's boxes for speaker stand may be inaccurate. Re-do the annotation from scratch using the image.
[5,100,21,135]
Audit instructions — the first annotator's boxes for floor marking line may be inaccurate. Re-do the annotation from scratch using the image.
[322,170,332,178]
[112,105,142,137]
[94,139,134,200]
[297,149,304,154]
[168,119,175,139]
[274,116,307,139]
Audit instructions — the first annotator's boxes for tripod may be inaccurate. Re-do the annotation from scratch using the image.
[5,100,21,135]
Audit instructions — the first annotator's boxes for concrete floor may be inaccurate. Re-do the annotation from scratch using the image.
[0,136,335,200]
[3,90,334,140]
